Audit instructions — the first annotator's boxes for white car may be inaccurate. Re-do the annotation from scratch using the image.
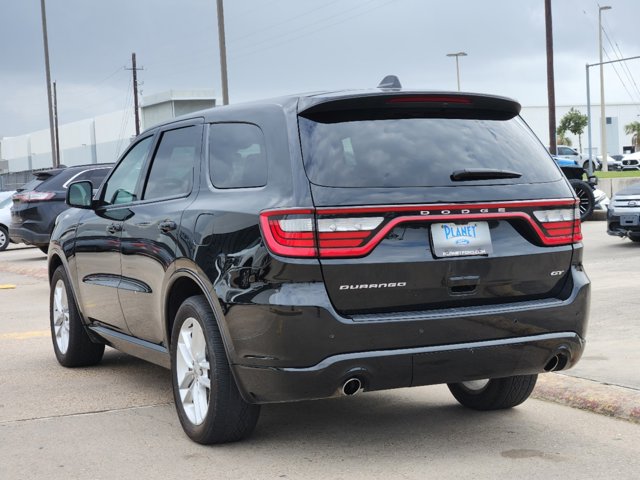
[620,152,640,171]
[0,191,16,251]
[555,145,601,171]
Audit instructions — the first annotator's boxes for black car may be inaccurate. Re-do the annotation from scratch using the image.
[48,83,590,444]
[10,164,112,252]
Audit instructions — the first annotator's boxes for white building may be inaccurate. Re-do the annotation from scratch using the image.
[0,90,215,173]
[521,102,640,155]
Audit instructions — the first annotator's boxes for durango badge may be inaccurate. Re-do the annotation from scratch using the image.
[339,282,407,290]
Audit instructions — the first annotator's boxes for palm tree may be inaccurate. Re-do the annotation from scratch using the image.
[624,121,640,152]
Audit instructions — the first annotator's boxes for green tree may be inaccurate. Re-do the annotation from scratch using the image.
[556,133,572,147]
[624,121,640,152]
[557,108,588,153]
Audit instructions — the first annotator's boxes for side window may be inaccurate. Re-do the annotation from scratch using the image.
[143,126,200,200]
[209,123,267,189]
[102,136,153,206]
[73,168,110,188]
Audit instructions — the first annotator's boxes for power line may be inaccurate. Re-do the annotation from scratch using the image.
[228,0,345,46]
[229,0,397,62]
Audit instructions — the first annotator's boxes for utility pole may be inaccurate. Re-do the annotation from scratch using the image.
[39,0,58,167]
[53,81,60,165]
[217,0,229,105]
[545,0,557,155]
[599,5,612,171]
[126,53,143,136]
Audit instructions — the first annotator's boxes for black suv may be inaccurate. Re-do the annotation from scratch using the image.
[10,164,112,252]
[48,85,590,444]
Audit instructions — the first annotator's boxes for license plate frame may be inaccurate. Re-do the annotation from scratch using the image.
[620,214,639,226]
[431,221,493,258]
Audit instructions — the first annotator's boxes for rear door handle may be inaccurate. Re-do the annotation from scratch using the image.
[159,220,177,233]
[106,223,122,234]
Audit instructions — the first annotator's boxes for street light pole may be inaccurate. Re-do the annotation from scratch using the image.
[599,5,612,171]
[585,54,640,177]
[446,52,467,91]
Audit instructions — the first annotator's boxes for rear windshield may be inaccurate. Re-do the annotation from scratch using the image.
[18,178,43,192]
[298,115,562,187]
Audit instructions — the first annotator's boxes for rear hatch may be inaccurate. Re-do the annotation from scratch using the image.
[11,171,61,224]
[263,92,580,315]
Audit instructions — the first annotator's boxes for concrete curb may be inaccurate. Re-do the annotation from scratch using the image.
[533,373,640,424]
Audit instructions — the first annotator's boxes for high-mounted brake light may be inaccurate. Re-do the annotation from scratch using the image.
[386,96,472,104]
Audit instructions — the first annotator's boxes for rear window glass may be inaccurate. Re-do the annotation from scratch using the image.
[72,168,111,188]
[298,116,562,187]
[20,179,43,192]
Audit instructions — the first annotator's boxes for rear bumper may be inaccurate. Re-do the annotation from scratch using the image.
[228,266,590,404]
[606,207,640,237]
[8,225,51,246]
[235,332,585,403]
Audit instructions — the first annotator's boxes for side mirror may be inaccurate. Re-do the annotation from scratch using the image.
[66,181,94,209]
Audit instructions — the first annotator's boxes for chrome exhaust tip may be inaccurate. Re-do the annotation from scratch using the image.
[342,377,363,396]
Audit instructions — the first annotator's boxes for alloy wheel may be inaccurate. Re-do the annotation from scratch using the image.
[460,379,490,391]
[176,318,211,425]
[52,279,70,354]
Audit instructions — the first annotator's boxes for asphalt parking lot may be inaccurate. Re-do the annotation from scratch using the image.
[1,221,639,479]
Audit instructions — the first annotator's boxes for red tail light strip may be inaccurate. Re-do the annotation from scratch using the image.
[260,200,581,258]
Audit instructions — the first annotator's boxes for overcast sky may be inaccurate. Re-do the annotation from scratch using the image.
[2,0,640,138]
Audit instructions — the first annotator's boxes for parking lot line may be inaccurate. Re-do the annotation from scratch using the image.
[0,330,49,340]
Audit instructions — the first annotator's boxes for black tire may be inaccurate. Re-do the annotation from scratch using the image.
[582,160,600,172]
[448,374,537,410]
[0,226,8,251]
[569,179,595,221]
[50,265,105,367]
[170,295,260,444]
[39,245,49,254]
[628,233,640,243]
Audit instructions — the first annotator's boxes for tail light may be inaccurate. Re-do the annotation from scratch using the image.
[260,200,582,259]
[13,191,55,202]
[260,209,384,258]
[533,207,582,244]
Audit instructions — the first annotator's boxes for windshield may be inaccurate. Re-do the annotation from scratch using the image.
[298,115,562,188]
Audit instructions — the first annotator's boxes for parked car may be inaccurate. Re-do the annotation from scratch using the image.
[619,152,640,171]
[554,145,600,171]
[607,182,640,241]
[9,164,112,253]
[0,191,16,251]
[606,154,624,171]
[551,156,608,220]
[48,82,590,444]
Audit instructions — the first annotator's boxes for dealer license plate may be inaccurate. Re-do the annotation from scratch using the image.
[620,215,639,226]
[431,222,493,258]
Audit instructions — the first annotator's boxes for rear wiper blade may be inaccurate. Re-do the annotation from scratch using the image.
[450,168,522,181]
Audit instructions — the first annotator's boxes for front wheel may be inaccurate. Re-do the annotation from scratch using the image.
[628,233,640,243]
[448,375,537,410]
[50,266,105,367]
[170,295,260,444]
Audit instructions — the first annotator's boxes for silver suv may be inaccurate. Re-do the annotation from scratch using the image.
[607,182,640,242]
